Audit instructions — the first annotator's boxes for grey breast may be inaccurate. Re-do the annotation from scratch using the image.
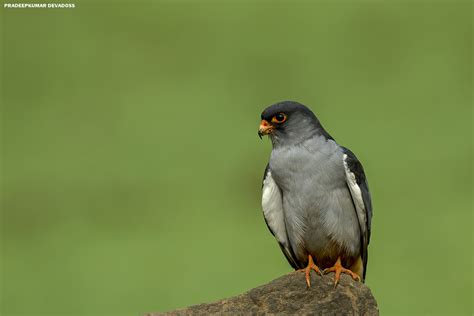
[269,135,361,265]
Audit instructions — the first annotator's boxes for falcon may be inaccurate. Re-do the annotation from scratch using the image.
[258,101,373,287]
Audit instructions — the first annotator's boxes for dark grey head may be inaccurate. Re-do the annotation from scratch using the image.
[258,101,333,146]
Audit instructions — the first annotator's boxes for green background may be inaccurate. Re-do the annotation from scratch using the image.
[1,1,472,315]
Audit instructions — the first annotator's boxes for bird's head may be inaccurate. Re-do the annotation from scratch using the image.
[258,101,325,146]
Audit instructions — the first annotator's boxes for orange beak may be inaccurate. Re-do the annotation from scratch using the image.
[258,119,273,139]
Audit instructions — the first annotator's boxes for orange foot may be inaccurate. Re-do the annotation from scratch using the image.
[323,257,361,287]
[298,255,322,287]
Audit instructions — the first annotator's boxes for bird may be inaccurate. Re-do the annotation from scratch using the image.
[258,101,373,287]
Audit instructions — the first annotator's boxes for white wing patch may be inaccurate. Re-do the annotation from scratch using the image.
[262,170,288,246]
[343,154,367,237]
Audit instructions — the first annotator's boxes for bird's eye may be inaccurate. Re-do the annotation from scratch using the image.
[272,113,287,124]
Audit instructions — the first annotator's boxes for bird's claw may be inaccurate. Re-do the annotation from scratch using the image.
[298,255,322,287]
[323,257,360,287]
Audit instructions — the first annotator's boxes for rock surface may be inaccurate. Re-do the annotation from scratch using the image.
[145,271,379,315]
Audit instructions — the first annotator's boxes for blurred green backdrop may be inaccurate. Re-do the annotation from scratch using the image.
[1,1,472,315]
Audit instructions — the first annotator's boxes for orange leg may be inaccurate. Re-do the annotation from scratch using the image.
[297,255,322,287]
[323,257,361,287]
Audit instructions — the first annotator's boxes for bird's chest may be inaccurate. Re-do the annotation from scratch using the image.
[269,146,342,195]
[269,145,357,259]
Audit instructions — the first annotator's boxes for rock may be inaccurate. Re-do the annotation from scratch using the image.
[145,271,379,315]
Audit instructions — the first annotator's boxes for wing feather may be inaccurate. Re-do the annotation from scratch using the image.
[342,148,373,281]
[262,164,300,269]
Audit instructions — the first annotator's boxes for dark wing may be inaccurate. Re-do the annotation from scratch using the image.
[342,148,373,281]
[261,164,300,269]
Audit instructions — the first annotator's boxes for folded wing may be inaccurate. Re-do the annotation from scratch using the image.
[262,164,300,269]
[342,148,373,280]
